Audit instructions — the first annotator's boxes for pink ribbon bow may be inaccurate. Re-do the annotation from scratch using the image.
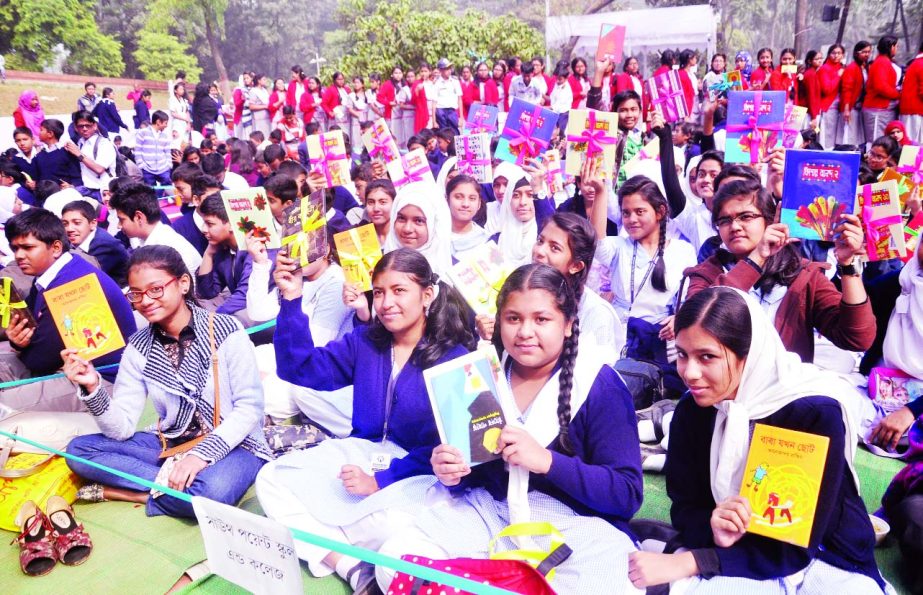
[725,91,784,163]
[468,107,496,134]
[457,136,490,177]
[309,134,347,186]
[566,110,617,158]
[392,155,427,188]
[503,105,550,165]
[369,126,396,162]
[896,149,923,185]
[862,186,904,258]
[649,72,688,122]
[544,162,562,189]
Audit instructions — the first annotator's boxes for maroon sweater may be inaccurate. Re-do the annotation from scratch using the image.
[684,257,875,363]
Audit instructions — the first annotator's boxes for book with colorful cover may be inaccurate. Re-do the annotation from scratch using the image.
[221,187,281,251]
[465,102,499,135]
[361,118,400,164]
[725,90,786,163]
[564,109,619,178]
[782,104,808,149]
[781,149,861,241]
[903,211,923,263]
[386,148,436,188]
[879,167,914,212]
[44,273,125,360]
[455,132,493,183]
[0,276,35,330]
[496,98,557,166]
[447,241,511,318]
[595,24,626,64]
[869,367,923,414]
[333,223,383,292]
[280,189,327,270]
[855,180,906,261]
[646,70,689,123]
[307,130,350,188]
[542,149,565,194]
[423,346,512,466]
[707,69,744,101]
[623,137,659,179]
[781,64,798,75]
[897,145,923,190]
[740,423,830,548]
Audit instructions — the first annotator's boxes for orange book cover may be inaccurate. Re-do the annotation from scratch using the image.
[44,273,125,360]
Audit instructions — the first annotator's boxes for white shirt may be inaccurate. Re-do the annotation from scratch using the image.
[36,252,74,290]
[579,289,625,358]
[549,81,573,114]
[672,195,715,252]
[44,188,95,218]
[141,221,202,274]
[221,170,250,190]
[78,228,97,252]
[76,133,116,190]
[432,76,463,110]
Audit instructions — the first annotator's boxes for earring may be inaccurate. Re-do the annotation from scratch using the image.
[424,303,431,317]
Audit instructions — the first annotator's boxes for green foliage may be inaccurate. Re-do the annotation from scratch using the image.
[133,30,203,81]
[11,0,125,76]
[334,0,544,78]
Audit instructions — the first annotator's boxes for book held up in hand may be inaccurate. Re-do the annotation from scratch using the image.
[447,241,511,318]
[780,149,861,241]
[333,223,382,292]
[44,274,125,360]
[221,187,281,251]
[0,277,35,330]
[280,190,327,270]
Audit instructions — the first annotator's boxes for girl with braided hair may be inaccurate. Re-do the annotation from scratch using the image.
[374,263,643,592]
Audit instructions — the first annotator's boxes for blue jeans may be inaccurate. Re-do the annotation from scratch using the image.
[142,169,173,188]
[435,108,460,135]
[66,431,265,518]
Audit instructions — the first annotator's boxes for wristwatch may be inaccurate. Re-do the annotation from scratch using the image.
[78,154,85,162]
[836,258,863,277]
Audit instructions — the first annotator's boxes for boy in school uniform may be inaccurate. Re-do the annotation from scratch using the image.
[195,194,254,323]
[12,126,39,181]
[170,162,210,254]
[65,110,117,201]
[60,200,130,287]
[33,119,83,187]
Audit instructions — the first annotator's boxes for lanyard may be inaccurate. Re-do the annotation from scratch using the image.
[382,346,401,443]
[629,242,657,308]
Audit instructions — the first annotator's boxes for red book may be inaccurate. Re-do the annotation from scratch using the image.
[596,24,626,65]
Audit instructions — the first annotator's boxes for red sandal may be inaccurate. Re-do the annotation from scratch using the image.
[12,500,57,576]
[46,495,93,566]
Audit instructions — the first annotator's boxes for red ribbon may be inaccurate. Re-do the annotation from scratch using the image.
[457,136,490,177]
[649,71,687,121]
[369,126,396,162]
[896,148,923,185]
[565,110,617,158]
[392,154,427,188]
[502,105,550,165]
[309,133,347,186]
[725,91,783,164]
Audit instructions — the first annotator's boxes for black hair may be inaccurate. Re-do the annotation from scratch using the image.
[182,146,202,164]
[406,135,425,149]
[622,56,638,73]
[660,49,676,67]
[553,60,570,79]
[199,193,228,222]
[365,178,397,202]
[108,175,136,194]
[13,126,33,138]
[40,119,65,140]
[264,173,299,204]
[878,35,899,56]
[61,200,98,222]
[268,129,283,143]
[367,248,476,367]
[305,121,320,136]
[521,62,535,76]
[171,162,202,185]
[351,162,374,184]
[805,50,819,66]
[34,179,61,204]
[570,57,587,79]
[150,110,168,125]
[72,110,95,124]
[714,163,760,190]
[445,174,483,204]
[613,90,642,112]
[756,48,773,68]
[711,178,803,293]
[127,245,197,305]
[109,182,161,224]
[263,144,286,164]
[617,176,670,292]
[249,131,265,144]
[853,41,872,63]
[711,53,728,72]
[492,264,579,454]
[675,287,752,361]
[201,152,226,177]
[871,135,901,162]
[276,160,307,181]
[826,43,845,59]
[5,208,69,247]
[679,49,697,69]
[192,174,221,198]
[0,162,24,185]
[84,82,95,91]
[141,89,152,98]
[542,213,597,303]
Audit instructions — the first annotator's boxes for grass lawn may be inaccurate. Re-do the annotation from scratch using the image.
[0,80,169,117]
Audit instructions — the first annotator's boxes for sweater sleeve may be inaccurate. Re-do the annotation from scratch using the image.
[244,259,281,322]
[655,124,687,217]
[77,344,148,440]
[374,445,434,489]
[806,267,876,352]
[685,258,762,300]
[215,252,252,315]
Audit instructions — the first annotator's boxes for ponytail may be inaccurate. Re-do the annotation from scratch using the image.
[617,176,671,294]
[555,319,580,455]
[651,216,667,292]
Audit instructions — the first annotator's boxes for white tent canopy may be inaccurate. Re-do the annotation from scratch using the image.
[546,5,718,68]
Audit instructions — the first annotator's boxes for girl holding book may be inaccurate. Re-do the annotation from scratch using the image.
[255,247,475,591]
[63,246,271,518]
[627,287,893,594]
[749,48,774,90]
[495,164,556,269]
[769,48,800,103]
[446,174,489,263]
[363,178,396,246]
[375,263,643,592]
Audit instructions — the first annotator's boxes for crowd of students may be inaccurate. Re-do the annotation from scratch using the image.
[1,35,923,594]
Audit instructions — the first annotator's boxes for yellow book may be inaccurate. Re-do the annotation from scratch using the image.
[564,109,619,178]
[44,274,125,360]
[333,223,383,292]
[739,424,830,548]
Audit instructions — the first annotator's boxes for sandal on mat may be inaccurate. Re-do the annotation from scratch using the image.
[46,495,93,566]
[12,500,57,576]
[76,483,107,503]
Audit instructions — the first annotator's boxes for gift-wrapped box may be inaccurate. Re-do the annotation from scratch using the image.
[495,98,556,166]
[725,90,786,164]
[622,137,659,179]
[464,102,499,135]
[447,241,511,318]
[897,145,923,191]
[281,189,327,270]
[455,133,493,183]
[781,149,861,241]
[707,69,744,101]
[333,223,383,292]
[879,167,914,211]
[902,211,923,263]
[307,130,350,188]
[595,24,626,64]
[542,149,565,194]
[362,118,400,164]
[781,104,808,149]
[564,109,619,178]
[855,180,906,261]
[646,70,689,123]
[386,148,435,188]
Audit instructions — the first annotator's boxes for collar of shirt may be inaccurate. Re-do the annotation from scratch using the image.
[78,228,97,252]
[15,149,34,162]
[153,322,195,345]
[141,221,169,246]
[36,252,74,291]
[77,133,99,149]
[43,143,61,152]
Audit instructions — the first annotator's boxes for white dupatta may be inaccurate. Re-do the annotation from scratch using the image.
[882,254,923,379]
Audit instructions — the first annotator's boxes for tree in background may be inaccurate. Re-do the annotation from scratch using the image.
[134,30,204,81]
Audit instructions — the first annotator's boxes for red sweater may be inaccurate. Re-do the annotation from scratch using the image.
[750,67,772,89]
[678,69,695,116]
[321,85,342,118]
[568,74,588,108]
[797,67,821,117]
[865,54,900,110]
[839,62,866,112]
[769,68,799,104]
[285,80,304,108]
[298,91,317,124]
[684,257,876,363]
[377,80,397,120]
[460,80,477,115]
[900,55,923,115]
[503,72,516,110]
[817,60,844,112]
[474,78,500,106]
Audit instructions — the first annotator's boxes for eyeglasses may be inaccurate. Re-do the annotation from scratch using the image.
[126,278,179,303]
[715,212,765,228]
[75,123,95,129]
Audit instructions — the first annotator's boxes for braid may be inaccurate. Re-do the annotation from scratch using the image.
[555,319,580,455]
[651,216,668,292]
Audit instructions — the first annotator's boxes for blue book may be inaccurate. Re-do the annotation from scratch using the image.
[464,102,499,134]
[495,98,557,166]
[781,149,861,241]
[725,90,786,164]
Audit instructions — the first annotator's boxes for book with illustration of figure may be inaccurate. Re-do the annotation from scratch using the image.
[221,187,281,251]
[781,150,861,241]
[725,90,786,163]
[44,273,125,360]
[739,424,830,548]
[424,346,513,466]
[280,189,327,271]
[855,180,906,261]
[447,241,511,318]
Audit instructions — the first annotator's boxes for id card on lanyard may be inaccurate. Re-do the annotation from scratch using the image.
[372,347,400,472]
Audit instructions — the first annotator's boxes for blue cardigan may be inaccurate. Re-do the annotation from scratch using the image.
[665,395,885,589]
[92,99,128,135]
[87,228,130,287]
[274,297,469,488]
[34,147,83,186]
[449,363,643,536]
[24,255,137,381]
[196,248,253,315]
[171,206,209,255]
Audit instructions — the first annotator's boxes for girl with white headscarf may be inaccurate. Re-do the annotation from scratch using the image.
[627,287,893,594]
[496,165,538,268]
[485,161,520,235]
[383,182,453,279]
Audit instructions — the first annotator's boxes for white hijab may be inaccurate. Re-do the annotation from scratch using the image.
[882,253,923,378]
[496,166,536,268]
[383,182,453,279]
[709,288,860,504]
[435,156,458,192]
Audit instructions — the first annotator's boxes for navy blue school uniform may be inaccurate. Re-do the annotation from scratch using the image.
[93,99,129,135]
[427,149,448,178]
[12,155,38,181]
[274,297,469,487]
[15,185,36,207]
[195,249,253,315]
[133,99,151,129]
[172,205,208,254]
[24,255,137,383]
[87,228,130,287]
[34,146,83,186]
[664,394,886,589]
[297,140,310,170]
